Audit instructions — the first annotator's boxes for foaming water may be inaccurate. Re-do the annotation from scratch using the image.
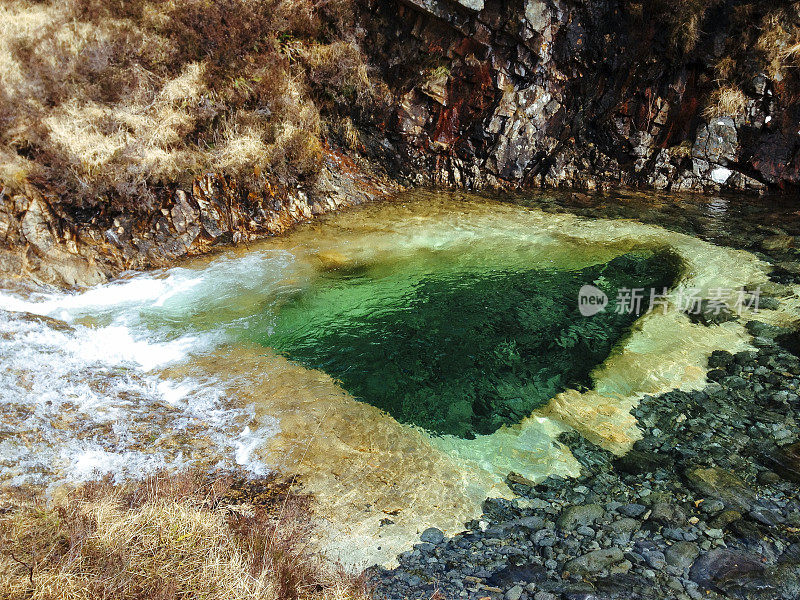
[1,189,797,567]
[0,251,301,487]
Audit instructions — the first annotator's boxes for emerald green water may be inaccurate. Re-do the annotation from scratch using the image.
[253,248,681,438]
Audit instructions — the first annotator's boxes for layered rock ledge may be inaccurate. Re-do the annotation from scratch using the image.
[0,152,397,288]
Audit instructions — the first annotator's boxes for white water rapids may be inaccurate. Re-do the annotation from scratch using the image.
[0,250,300,487]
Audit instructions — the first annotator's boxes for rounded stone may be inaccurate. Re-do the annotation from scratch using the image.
[420,527,444,544]
[665,542,700,569]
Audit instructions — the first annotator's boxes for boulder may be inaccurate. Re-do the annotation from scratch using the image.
[685,467,757,512]
[690,549,764,587]
[693,117,738,166]
[689,549,774,597]
[557,504,605,530]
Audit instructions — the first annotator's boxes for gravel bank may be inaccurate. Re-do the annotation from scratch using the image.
[369,320,800,600]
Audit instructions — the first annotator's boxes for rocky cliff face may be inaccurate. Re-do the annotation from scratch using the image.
[360,0,800,193]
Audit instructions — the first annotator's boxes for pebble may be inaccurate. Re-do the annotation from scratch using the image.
[420,527,444,544]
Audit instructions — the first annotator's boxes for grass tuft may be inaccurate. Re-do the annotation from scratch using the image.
[629,0,724,55]
[0,472,368,600]
[703,84,748,119]
[757,6,800,81]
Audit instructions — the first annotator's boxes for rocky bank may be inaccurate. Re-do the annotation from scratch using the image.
[368,324,800,600]
[1,0,799,289]
[0,152,397,288]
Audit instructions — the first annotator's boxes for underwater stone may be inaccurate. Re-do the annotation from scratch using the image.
[264,250,679,438]
[557,504,605,530]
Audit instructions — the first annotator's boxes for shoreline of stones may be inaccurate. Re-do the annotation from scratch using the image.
[368,319,800,600]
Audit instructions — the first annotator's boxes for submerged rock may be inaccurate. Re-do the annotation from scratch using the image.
[557,504,605,531]
[665,542,700,570]
[564,548,628,576]
[689,549,765,590]
[759,441,800,483]
[685,467,757,512]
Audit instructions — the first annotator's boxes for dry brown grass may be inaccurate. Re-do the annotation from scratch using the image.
[0,472,368,600]
[0,0,379,212]
[631,0,724,54]
[703,84,748,119]
[757,6,800,81]
[714,56,737,81]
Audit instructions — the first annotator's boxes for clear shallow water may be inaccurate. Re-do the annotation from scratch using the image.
[0,190,785,486]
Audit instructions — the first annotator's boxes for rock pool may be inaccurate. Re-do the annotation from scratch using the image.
[0,189,796,567]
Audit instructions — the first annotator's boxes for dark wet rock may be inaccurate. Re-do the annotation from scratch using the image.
[685,467,757,512]
[756,470,781,485]
[618,504,647,518]
[557,504,605,530]
[642,550,666,570]
[564,548,627,576]
[361,0,797,194]
[488,564,547,588]
[700,499,725,514]
[665,542,700,570]
[761,562,800,600]
[748,507,783,527]
[708,350,735,369]
[420,527,444,544]
[706,368,729,382]
[614,449,670,475]
[689,549,765,587]
[609,518,639,534]
[759,441,800,483]
[776,331,800,358]
[648,502,687,527]
[709,509,743,530]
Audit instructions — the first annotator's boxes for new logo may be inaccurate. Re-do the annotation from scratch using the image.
[578,285,608,316]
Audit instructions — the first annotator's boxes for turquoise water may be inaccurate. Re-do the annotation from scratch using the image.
[255,249,681,438]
